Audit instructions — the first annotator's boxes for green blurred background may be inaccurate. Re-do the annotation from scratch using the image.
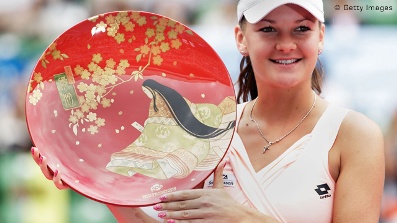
[1,0,397,222]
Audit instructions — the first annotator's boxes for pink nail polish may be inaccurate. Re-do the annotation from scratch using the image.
[153,204,162,210]
[158,212,166,218]
[31,147,35,156]
[54,170,58,177]
[167,219,175,223]
[159,195,167,201]
[39,156,43,164]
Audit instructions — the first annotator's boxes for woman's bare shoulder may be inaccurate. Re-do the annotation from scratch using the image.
[331,109,385,222]
[337,109,384,162]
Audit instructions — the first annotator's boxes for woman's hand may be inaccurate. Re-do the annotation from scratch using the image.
[153,161,267,223]
[31,146,69,190]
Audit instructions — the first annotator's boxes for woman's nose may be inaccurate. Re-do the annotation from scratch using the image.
[275,35,297,53]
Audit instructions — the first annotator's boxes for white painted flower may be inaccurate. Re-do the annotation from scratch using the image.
[29,95,39,105]
[191,141,207,155]
[77,82,88,92]
[87,112,97,122]
[163,142,178,152]
[198,106,211,120]
[88,125,98,135]
[155,126,170,139]
[214,114,222,126]
[134,134,148,146]
[29,89,43,105]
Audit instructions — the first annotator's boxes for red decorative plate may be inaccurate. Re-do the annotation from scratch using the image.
[25,11,236,206]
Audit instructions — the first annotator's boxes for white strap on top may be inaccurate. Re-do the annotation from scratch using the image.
[305,104,350,156]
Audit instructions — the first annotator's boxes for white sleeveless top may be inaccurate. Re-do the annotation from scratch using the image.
[204,102,349,223]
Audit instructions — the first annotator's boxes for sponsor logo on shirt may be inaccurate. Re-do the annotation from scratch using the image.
[315,183,332,199]
[207,174,236,187]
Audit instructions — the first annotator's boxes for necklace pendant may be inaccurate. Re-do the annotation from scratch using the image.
[263,144,271,153]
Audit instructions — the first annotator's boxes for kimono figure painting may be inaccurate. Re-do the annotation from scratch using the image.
[106,79,236,179]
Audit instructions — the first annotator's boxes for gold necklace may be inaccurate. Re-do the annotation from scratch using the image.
[249,92,317,153]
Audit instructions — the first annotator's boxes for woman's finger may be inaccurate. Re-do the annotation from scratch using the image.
[154,198,200,212]
[160,189,201,203]
[53,169,69,190]
[30,147,42,166]
[212,160,226,189]
[38,154,54,180]
[157,209,202,221]
[31,147,41,165]
[31,147,69,190]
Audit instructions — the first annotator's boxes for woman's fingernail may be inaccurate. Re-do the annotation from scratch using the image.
[54,170,58,177]
[31,147,35,156]
[158,212,166,218]
[153,204,162,210]
[39,156,43,164]
[159,195,167,201]
[167,219,175,223]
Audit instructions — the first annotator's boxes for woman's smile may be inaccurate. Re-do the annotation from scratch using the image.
[269,58,303,65]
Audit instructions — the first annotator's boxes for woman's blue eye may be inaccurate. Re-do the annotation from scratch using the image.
[296,26,311,32]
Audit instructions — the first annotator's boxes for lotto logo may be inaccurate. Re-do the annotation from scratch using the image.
[315,183,331,199]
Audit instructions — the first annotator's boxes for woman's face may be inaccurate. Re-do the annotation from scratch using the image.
[236,4,325,90]
[142,86,153,99]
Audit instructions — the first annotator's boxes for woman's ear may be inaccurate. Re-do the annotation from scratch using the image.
[318,23,325,55]
[235,25,248,56]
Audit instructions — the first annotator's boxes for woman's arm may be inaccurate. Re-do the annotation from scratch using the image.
[332,111,385,222]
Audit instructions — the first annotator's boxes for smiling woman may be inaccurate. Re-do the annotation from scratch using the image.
[152,1,383,222]
[236,3,324,97]
[236,6,324,102]
[30,0,385,222]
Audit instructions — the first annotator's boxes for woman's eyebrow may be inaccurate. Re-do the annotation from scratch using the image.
[296,18,315,23]
[260,19,276,24]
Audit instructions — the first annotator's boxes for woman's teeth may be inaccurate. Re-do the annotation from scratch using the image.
[272,59,300,65]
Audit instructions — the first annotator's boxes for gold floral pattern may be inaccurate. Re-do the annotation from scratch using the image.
[28,11,197,137]
[28,72,44,104]
[40,42,69,68]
